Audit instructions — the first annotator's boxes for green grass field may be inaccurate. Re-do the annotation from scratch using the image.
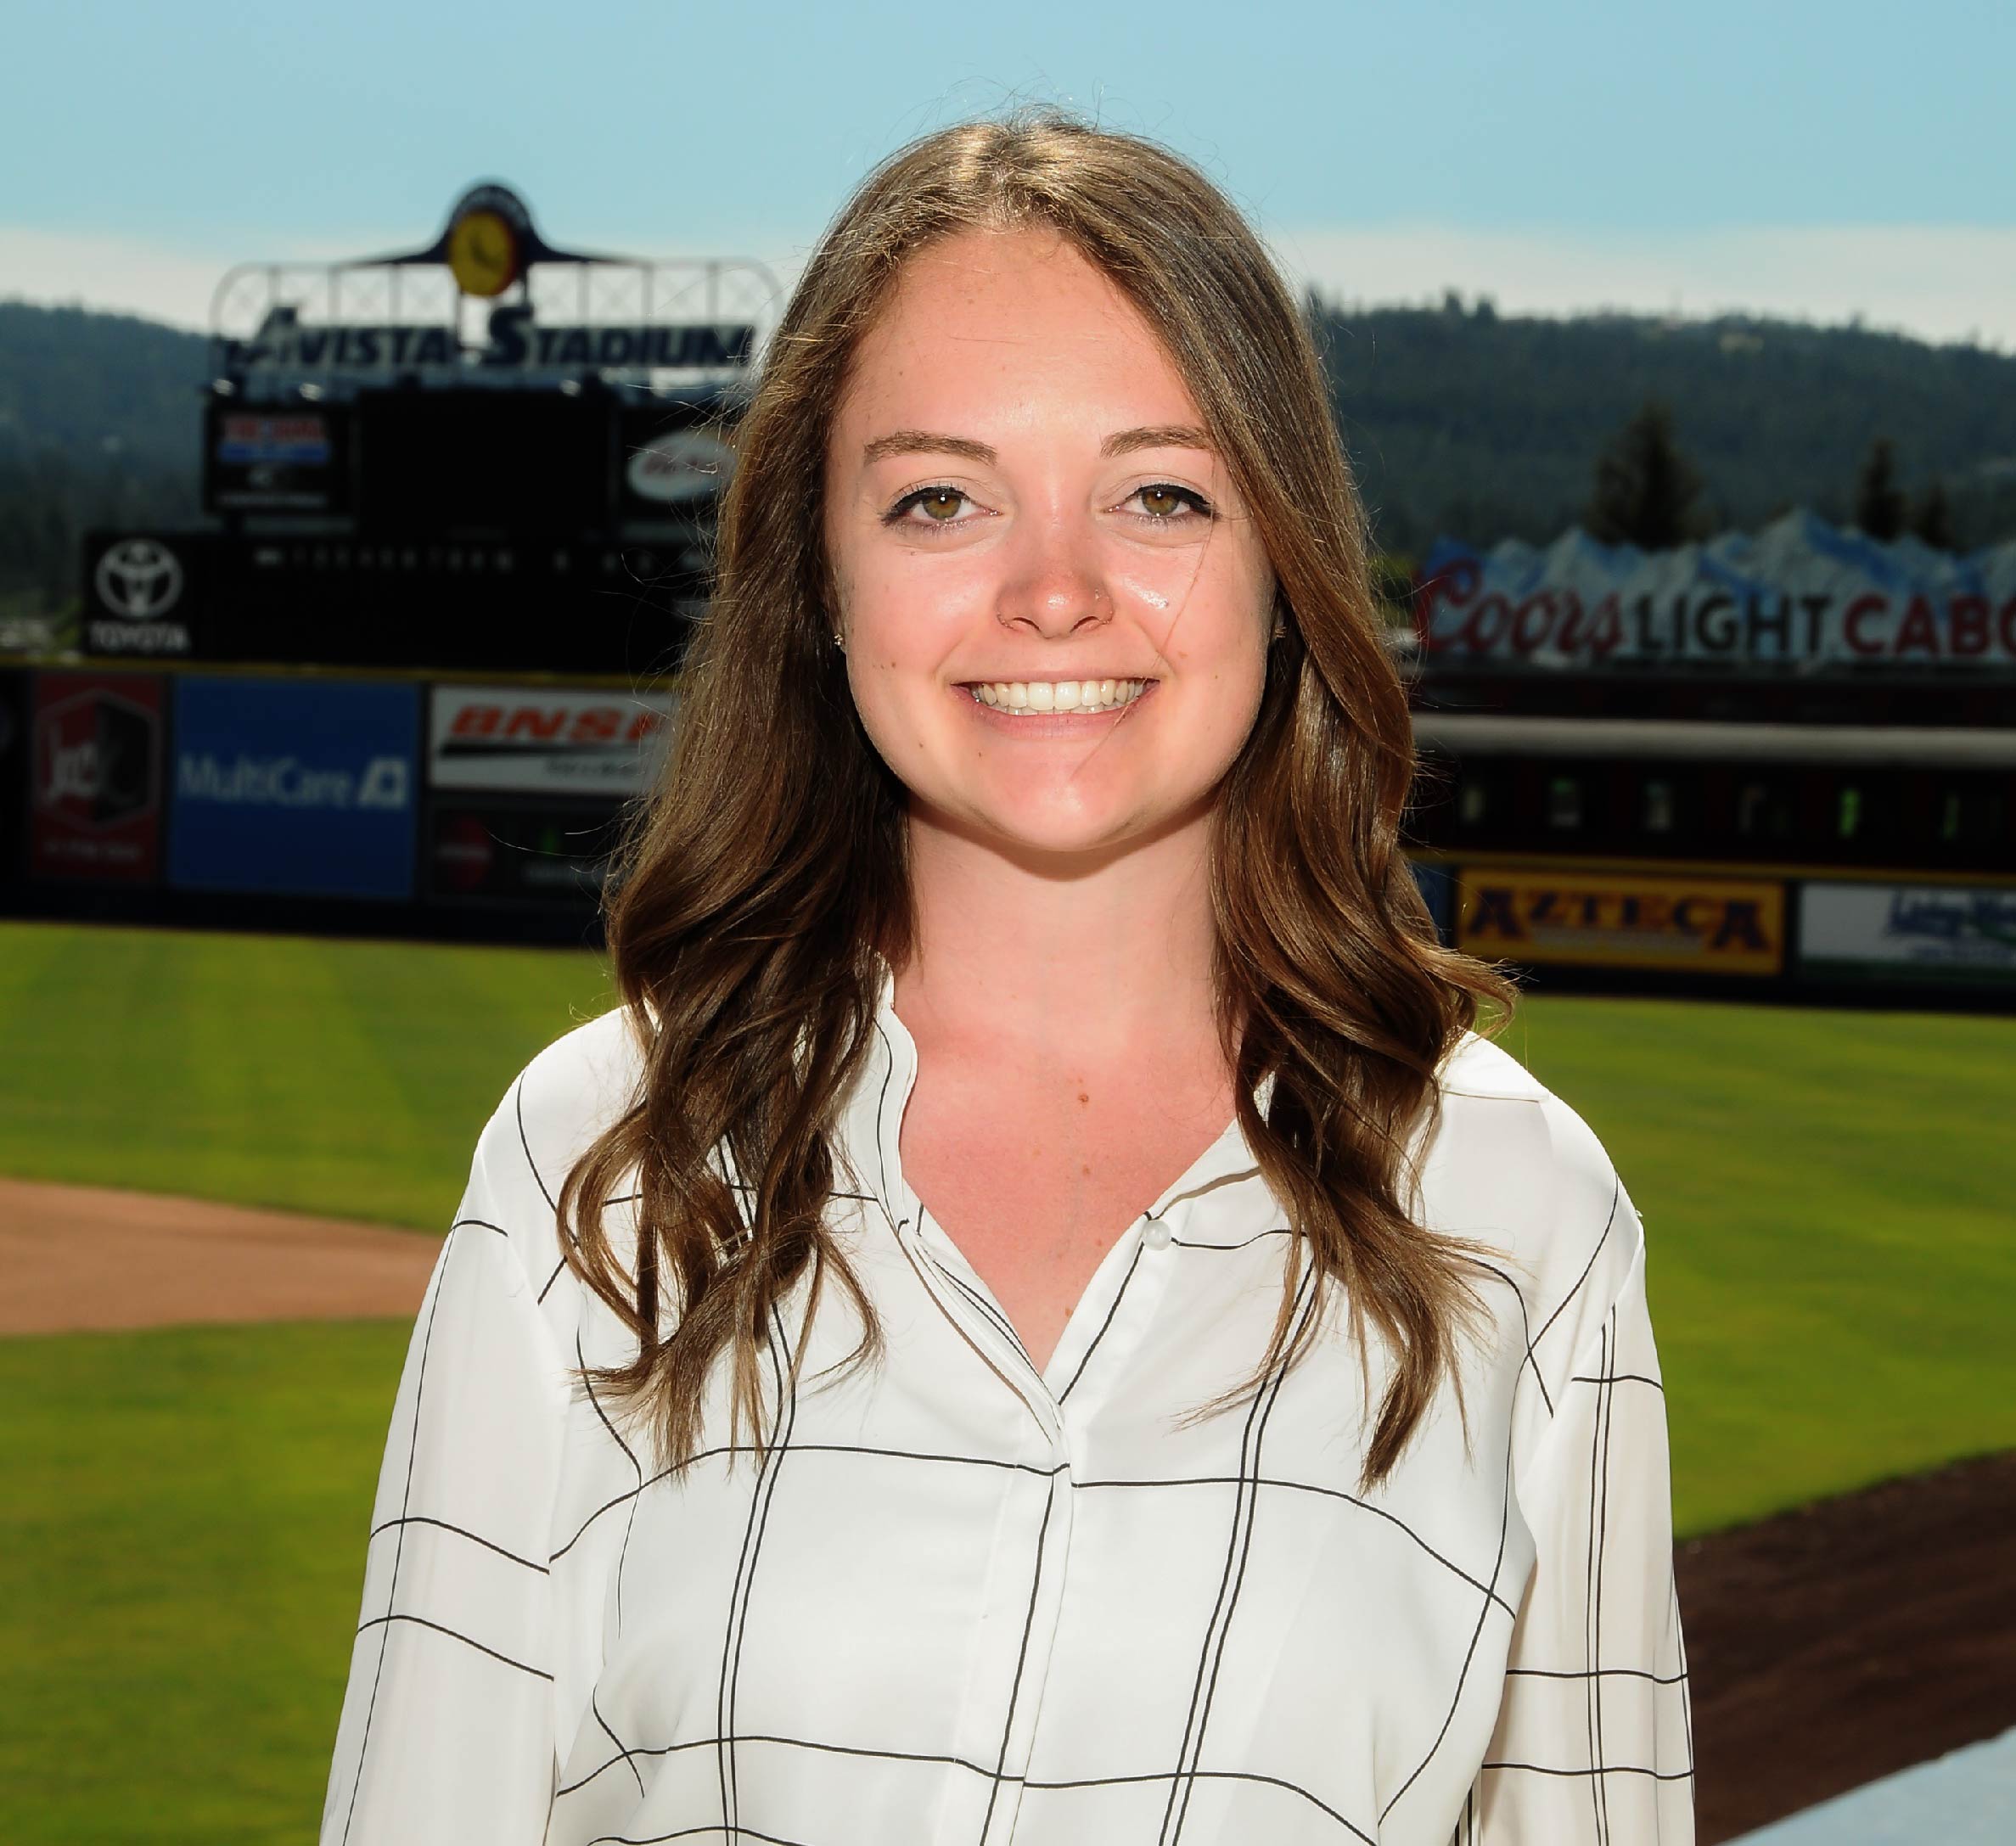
[3,919,2013,1843]
[0,921,612,1226]
[0,1321,410,1845]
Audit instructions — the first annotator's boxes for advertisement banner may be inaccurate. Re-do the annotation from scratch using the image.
[28,672,166,882]
[428,684,674,796]
[203,401,351,513]
[1798,881,2016,986]
[216,305,755,378]
[426,799,626,906]
[1456,867,1785,976]
[620,400,735,519]
[1418,511,2016,672]
[169,676,418,900]
[80,531,211,659]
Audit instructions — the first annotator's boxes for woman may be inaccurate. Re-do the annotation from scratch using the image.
[323,113,1693,1845]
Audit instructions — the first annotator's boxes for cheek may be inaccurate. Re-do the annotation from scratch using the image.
[840,550,988,665]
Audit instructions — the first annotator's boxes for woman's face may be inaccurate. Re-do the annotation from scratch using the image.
[823,225,1275,861]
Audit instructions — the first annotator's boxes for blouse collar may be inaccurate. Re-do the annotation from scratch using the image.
[834,958,1279,1254]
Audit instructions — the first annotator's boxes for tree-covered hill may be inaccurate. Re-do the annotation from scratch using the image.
[1312,293,2016,558]
[3,293,2014,612]
[0,302,204,609]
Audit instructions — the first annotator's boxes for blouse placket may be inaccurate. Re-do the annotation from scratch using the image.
[858,1001,1263,1842]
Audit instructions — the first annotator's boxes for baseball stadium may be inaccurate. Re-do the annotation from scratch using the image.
[3,183,2013,1845]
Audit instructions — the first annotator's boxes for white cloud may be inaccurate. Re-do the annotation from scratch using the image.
[1268,223,2016,350]
[0,226,234,330]
[6,220,2014,352]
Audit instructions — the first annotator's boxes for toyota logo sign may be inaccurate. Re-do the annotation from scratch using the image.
[94,539,184,620]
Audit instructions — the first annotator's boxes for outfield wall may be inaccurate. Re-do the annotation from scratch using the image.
[4,661,2015,1000]
[0,662,656,946]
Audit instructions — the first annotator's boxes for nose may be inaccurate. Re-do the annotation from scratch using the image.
[994,513,1112,639]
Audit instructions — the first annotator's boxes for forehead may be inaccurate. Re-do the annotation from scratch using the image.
[835,225,1205,438]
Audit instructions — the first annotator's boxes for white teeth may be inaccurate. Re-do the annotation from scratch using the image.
[966,679,1149,715]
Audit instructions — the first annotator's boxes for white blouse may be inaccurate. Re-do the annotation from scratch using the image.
[321,981,1694,1845]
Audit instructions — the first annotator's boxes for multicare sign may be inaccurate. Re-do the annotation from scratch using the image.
[1419,510,2016,671]
[1457,867,1786,976]
[169,676,418,900]
[28,672,166,882]
[1799,881,2016,987]
[427,685,674,796]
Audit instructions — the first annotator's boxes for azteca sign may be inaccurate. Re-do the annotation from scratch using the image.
[1418,510,2016,671]
[428,686,675,795]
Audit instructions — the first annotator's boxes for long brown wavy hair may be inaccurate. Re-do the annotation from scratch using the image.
[559,109,1519,1494]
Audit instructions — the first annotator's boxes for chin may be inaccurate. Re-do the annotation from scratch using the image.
[935,783,1205,861]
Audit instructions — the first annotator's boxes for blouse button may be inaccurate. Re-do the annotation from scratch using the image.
[1143,1216,1174,1250]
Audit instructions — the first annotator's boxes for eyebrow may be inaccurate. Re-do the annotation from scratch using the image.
[860,424,1215,466]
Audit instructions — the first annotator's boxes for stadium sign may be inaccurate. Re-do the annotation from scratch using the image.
[427,685,675,795]
[215,305,755,377]
[1798,880,2016,987]
[1455,866,1786,976]
[209,182,776,388]
[1418,510,2016,671]
[425,799,626,906]
[28,673,166,883]
[168,677,419,901]
[81,533,205,658]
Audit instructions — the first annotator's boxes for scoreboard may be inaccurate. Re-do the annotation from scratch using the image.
[80,182,772,676]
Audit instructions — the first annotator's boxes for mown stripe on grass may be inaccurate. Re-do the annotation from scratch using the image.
[0,1319,413,1846]
[1515,995,2016,1535]
[0,922,610,1229]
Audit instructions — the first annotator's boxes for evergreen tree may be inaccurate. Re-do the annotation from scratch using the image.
[1910,476,1956,550]
[1584,400,1705,549]
[1852,436,1907,541]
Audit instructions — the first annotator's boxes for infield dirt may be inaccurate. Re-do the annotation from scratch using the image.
[3,1178,2008,1842]
[0,1177,440,1334]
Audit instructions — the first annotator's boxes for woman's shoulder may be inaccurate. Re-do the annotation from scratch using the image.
[1429,1025,1630,1217]
[458,1003,649,1290]
[507,1002,649,1171]
[1423,1027,1650,1377]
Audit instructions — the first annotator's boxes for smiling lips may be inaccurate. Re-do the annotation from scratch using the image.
[964,677,1152,715]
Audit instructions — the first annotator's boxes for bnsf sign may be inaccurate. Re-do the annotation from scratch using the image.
[447,701,665,745]
[430,687,675,793]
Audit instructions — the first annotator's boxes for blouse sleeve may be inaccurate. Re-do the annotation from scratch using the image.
[319,1108,574,1846]
[1465,1199,1697,1843]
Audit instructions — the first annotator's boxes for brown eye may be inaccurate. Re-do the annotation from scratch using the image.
[918,488,964,520]
[1127,482,1210,522]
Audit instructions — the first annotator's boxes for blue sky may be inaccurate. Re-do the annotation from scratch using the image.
[5,0,2012,340]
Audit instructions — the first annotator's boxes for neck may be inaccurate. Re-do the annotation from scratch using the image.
[892,801,1224,1070]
